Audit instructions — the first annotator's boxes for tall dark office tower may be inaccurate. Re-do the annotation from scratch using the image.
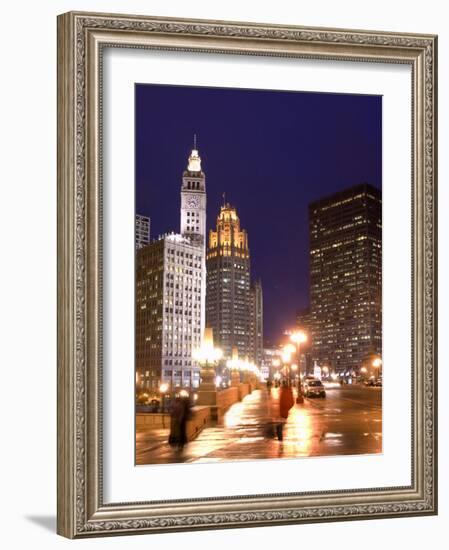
[249,279,264,367]
[309,183,382,374]
[206,204,251,361]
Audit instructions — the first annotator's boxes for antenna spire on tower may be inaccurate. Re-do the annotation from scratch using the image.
[193,133,197,150]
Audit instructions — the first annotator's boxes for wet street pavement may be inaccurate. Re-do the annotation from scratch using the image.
[136,385,382,465]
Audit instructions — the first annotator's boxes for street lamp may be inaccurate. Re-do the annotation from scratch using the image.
[284,343,296,355]
[281,346,293,384]
[241,358,258,389]
[227,346,243,387]
[290,330,307,375]
[291,363,299,385]
[372,357,382,380]
[290,330,307,346]
[288,330,307,401]
[193,327,223,393]
[271,358,281,387]
[159,382,169,410]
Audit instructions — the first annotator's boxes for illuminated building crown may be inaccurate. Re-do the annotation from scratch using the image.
[208,203,249,257]
[185,134,202,173]
[187,148,202,172]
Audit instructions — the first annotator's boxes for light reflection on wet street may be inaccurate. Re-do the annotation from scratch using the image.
[136,386,382,465]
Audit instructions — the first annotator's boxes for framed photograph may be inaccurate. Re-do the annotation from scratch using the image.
[57,11,438,538]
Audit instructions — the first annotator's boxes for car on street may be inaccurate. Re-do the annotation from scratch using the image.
[364,379,382,387]
[304,379,326,398]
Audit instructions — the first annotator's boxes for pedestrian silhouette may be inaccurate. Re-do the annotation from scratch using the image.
[276,381,294,441]
[169,394,192,450]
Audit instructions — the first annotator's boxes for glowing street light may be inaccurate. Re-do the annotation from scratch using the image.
[193,329,223,364]
[240,357,254,385]
[227,347,243,387]
[288,330,307,373]
[193,328,223,394]
[283,343,296,356]
[226,347,243,371]
[372,357,382,381]
[290,330,307,345]
[159,382,169,414]
[247,362,259,387]
[226,358,241,371]
[286,329,308,400]
[281,345,295,385]
[270,357,281,385]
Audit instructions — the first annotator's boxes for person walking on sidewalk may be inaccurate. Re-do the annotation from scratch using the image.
[168,394,192,450]
[276,381,294,441]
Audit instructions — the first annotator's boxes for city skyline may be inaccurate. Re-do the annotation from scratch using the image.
[136,147,266,392]
[135,83,382,342]
[135,87,383,465]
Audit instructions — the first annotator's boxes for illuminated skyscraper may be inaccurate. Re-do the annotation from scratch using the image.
[309,183,382,373]
[136,234,203,391]
[206,204,251,361]
[135,142,206,392]
[180,138,207,336]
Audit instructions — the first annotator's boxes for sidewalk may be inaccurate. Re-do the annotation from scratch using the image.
[136,386,382,464]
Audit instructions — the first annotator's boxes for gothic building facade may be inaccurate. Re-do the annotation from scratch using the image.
[206,204,263,365]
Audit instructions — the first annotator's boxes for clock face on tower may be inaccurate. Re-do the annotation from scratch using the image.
[186,195,200,209]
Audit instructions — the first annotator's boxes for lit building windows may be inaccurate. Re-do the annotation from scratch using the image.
[308,184,382,373]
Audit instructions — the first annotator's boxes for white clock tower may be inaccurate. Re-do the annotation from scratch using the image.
[180,137,207,339]
[180,137,207,255]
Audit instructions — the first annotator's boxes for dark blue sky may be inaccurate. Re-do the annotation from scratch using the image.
[135,84,382,343]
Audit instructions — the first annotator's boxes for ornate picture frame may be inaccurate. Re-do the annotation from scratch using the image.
[57,11,437,538]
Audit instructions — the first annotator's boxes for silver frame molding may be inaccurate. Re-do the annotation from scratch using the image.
[57,11,438,538]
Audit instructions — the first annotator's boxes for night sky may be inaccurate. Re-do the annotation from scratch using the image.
[135,84,382,344]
